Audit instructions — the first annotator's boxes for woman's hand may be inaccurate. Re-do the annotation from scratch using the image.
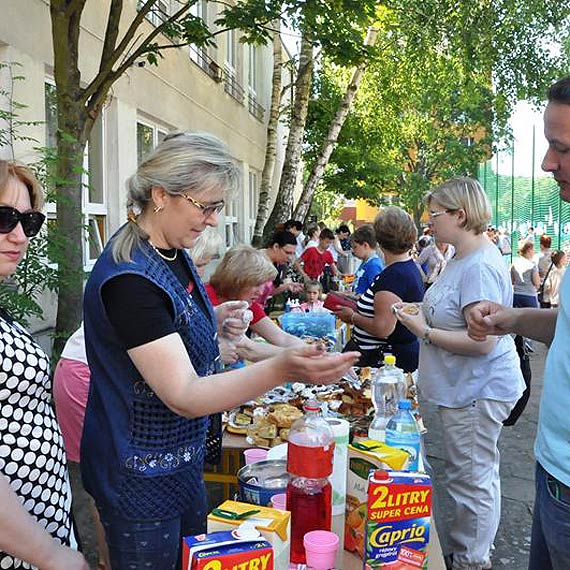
[214,300,250,342]
[218,337,238,365]
[274,345,360,385]
[334,307,354,324]
[392,302,426,337]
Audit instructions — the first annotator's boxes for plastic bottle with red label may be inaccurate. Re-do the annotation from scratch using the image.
[286,399,335,564]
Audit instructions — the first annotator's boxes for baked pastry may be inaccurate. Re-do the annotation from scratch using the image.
[402,304,420,315]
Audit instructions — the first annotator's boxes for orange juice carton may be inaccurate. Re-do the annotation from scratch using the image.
[366,470,432,569]
[182,523,273,570]
[344,440,410,557]
[207,500,290,570]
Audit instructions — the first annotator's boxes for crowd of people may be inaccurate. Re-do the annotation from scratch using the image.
[2,78,570,570]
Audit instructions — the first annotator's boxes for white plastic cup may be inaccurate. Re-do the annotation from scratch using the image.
[270,493,287,510]
[303,530,339,570]
[243,448,268,465]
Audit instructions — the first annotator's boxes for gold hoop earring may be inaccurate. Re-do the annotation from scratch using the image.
[153,204,164,214]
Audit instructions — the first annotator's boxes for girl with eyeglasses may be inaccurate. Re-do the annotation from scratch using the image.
[0,160,87,569]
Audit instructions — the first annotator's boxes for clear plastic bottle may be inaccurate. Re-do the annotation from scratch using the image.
[286,400,335,564]
[368,354,406,441]
[385,399,421,471]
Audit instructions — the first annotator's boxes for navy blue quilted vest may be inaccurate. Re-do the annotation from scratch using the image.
[81,232,219,520]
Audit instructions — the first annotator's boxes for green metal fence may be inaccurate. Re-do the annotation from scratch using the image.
[478,145,570,259]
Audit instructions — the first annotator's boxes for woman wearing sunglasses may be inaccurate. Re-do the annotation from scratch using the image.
[393,177,524,570]
[81,132,359,570]
[0,161,87,569]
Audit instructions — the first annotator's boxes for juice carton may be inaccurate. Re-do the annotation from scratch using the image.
[344,440,410,557]
[207,500,290,570]
[182,523,273,570]
[366,470,432,569]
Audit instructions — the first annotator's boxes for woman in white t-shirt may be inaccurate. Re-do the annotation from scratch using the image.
[542,250,567,308]
[510,240,540,308]
[393,177,524,570]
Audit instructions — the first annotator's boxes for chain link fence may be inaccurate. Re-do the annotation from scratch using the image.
[478,141,570,260]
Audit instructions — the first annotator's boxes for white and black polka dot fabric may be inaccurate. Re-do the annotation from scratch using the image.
[0,316,74,568]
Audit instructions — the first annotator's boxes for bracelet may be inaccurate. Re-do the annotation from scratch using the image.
[350,311,356,325]
[423,325,433,345]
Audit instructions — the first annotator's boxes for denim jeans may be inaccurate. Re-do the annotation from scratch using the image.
[528,462,570,570]
[98,492,207,570]
[513,293,538,309]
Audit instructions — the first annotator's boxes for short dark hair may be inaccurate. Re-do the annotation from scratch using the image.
[336,224,351,235]
[548,77,570,105]
[352,224,377,248]
[319,228,335,240]
[284,219,303,231]
[266,230,297,248]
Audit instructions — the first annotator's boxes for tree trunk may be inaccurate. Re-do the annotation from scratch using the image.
[50,0,90,354]
[262,35,313,244]
[251,25,282,248]
[293,27,378,221]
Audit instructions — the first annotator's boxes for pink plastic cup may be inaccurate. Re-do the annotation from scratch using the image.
[270,493,287,510]
[243,448,268,465]
[303,530,339,570]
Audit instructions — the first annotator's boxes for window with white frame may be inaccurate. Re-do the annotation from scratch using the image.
[247,45,264,120]
[224,198,239,247]
[189,0,208,67]
[138,0,170,27]
[137,121,167,164]
[248,170,259,242]
[44,81,107,268]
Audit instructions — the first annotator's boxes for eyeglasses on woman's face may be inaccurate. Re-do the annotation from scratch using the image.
[428,209,455,219]
[181,192,225,216]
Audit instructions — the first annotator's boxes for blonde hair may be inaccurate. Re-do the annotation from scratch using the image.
[0,160,44,210]
[426,176,491,235]
[188,227,223,264]
[209,244,278,299]
[518,240,534,257]
[374,206,417,254]
[112,132,240,263]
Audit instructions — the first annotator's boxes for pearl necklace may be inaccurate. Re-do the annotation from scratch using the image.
[149,240,178,262]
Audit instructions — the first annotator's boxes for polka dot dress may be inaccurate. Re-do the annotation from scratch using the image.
[0,315,73,569]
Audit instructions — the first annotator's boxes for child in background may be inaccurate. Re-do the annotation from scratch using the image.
[298,280,325,312]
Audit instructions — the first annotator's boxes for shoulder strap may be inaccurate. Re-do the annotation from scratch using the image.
[539,261,555,294]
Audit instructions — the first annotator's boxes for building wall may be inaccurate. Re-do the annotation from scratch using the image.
[0,0,290,337]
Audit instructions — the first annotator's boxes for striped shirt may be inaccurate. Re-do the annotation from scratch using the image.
[352,259,424,368]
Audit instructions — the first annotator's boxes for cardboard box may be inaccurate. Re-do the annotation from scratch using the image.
[366,470,432,569]
[207,501,290,570]
[183,526,273,570]
[344,440,410,557]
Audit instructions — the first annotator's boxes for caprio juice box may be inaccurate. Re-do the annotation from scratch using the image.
[183,525,273,570]
[366,470,431,569]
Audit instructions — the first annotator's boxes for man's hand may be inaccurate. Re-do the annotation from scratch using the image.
[465,301,514,341]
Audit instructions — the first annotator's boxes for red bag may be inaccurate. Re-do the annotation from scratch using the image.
[323,291,358,312]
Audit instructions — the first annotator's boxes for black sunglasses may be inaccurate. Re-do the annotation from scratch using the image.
[0,206,45,237]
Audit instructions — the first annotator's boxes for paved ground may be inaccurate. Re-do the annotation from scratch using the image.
[71,344,546,568]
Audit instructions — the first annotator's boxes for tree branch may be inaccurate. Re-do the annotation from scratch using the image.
[99,0,123,69]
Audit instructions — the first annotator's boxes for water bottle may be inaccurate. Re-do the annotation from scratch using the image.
[385,399,421,471]
[286,400,335,564]
[284,299,292,313]
[368,355,406,442]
